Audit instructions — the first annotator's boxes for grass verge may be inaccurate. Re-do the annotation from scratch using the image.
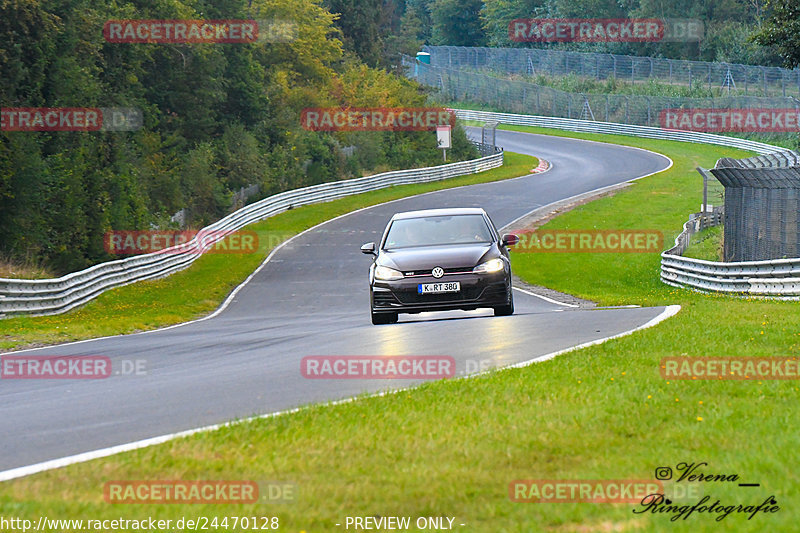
[0,153,536,352]
[0,257,55,280]
[682,226,724,261]
[487,123,748,304]
[2,131,798,532]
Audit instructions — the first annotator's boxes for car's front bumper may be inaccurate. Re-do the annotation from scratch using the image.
[371,272,511,314]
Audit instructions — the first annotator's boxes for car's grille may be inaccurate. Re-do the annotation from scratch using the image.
[395,287,482,304]
[402,266,473,277]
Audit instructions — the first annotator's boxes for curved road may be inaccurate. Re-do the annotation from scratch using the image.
[0,129,671,474]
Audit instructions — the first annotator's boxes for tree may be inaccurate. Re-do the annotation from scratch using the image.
[430,0,486,46]
[752,0,800,67]
[0,0,479,273]
[481,0,546,47]
[384,3,425,60]
[323,0,384,65]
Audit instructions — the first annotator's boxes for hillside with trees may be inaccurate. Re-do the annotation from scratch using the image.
[0,0,476,274]
[2,0,791,275]
[342,0,781,66]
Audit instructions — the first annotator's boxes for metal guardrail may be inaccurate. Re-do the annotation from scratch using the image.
[661,213,800,297]
[471,140,502,157]
[664,207,724,257]
[0,150,503,318]
[450,109,800,298]
[452,109,783,154]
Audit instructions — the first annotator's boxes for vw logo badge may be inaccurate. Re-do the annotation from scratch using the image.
[431,267,444,278]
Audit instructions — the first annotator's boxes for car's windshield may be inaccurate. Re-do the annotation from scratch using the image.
[383,214,494,249]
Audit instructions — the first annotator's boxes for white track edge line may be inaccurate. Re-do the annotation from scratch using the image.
[0,133,677,475]
[512,286,580,308]
[499,145,673,307]
[508,304,681,368]
[500,150,673,232]
[1,163,525,355]
[0,304,681,483]
[5,134,671,352]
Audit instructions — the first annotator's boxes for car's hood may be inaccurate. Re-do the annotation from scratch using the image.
[380,244,494,271]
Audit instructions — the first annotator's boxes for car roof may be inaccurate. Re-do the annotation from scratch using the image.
[390,207,487,220]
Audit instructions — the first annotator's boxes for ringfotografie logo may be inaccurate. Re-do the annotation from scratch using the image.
[636,462,779,522]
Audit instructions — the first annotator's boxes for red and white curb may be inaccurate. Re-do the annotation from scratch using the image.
[531,159,550,173]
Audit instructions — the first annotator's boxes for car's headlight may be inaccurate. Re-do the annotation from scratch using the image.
[473,258,505,274]
[374,265,404,281]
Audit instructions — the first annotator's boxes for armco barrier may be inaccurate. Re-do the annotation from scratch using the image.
[453,109,800,298]
[452,109,782,154]
[0,149,503,318]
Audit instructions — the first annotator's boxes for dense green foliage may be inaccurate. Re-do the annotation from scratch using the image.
[752,0,800,68]
[329,0,782,66]
[2,0,794,275]
[480,0,780,65]
[0,0,477,274]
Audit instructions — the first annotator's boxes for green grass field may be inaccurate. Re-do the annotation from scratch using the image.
[2,129,798,533]
[682,227,724,262]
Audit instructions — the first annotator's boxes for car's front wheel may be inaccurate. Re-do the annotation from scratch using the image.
[371,310,398,325]
[493,290,514,316]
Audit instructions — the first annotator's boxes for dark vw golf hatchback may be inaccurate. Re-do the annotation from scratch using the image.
[361,208,519,324]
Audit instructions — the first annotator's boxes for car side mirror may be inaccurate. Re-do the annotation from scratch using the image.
[501,234,519,247]
[361,242,377,255]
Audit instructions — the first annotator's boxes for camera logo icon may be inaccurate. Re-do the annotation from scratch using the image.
[655,467,673,480]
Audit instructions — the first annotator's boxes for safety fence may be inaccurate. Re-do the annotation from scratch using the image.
[661,209,800,298]
[405,57,798,129]
[424,46,800,98]
[710,151,800,261]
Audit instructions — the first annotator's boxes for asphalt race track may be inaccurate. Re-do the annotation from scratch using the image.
[0,128,672,474]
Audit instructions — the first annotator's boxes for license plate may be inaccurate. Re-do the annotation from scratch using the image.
[418,282,460,294]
